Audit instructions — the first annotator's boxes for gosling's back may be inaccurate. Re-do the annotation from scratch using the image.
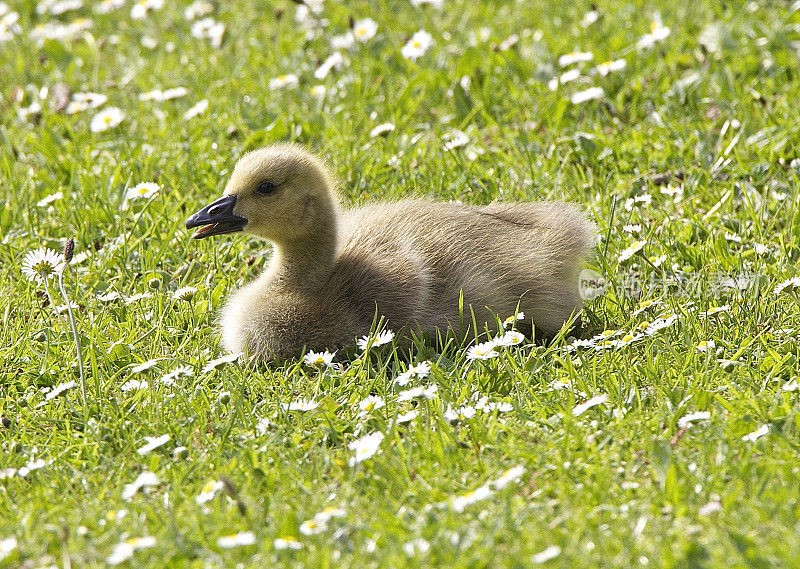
[336,199,594,336]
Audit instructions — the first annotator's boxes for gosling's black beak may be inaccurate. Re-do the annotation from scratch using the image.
[186,195,248,239]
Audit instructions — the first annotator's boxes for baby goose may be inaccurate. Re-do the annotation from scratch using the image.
[186,144,595,360]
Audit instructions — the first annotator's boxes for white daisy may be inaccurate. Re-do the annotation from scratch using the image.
[451,484,493,512]
[498,33,519,51]
[330,32,355,50]
[195,480,224,504]
[299,519,326,535]
[16,458,48,477]
[190,17,225,48]
[397,384,438,401]
[444,405,476,424]
[120,379,148,392]
[492,465,525,489]
[403,538,431,556]
[106,536,156,565]
[309,85,326,98]
[30,20,92,43]
[558,50,593,67]
[704,305,730,316]
[37,191,63,207]
[353,18,377,42]
[637,19,671,50]
[70,250,89,266]
[695,340,715,353]
[442,130,469,151]
[552,68,581,90]
[0,10,21,43]
[269,74,299,90]
[136,434,170,455]
[90,106,124,132]
[395,360,431,386]
[281,398,319,412]
[572,394,608,417]
[347,431,385,466]
[754,243,770,255]
[45,380,76,401]
[97,291,123,302]
[531,545,562,564]
[503,311,525,328]
[401,29,433,60]
[465,340,499,361]
[314,52,345,80]
[121,471,160,501]
[476,398,513,413]
[131,359,158,373]
[610,332,642,348]
[201,352,242,373]
[494,331,525,347]
[172,286,197,301]
[130,0,163,20]
[370,123,395,137]
[677,411,710,428]
[217,531,257,548]
[644,314,677,335]
[356,329,395,350]
[698,501,722,516]
[22,247,65,284]
[0,538,17,562]
[313,506,346,523]
[570,86,604,104]
[774,276,800,295]
[162,87,189,100]
[273,536,303,550]
[580,10,599,27]
[140,35,157,49]
[303,350,335,367]
[617,240,646,262]
[741,424,769,442]
[397,410,419,423]
[625,194,653,210]
[184,0,213,20]
[73,92,108,110]
[124,292,153,304]
[358,395,385,415]
[183,99,209,120]
[594,59,627,76]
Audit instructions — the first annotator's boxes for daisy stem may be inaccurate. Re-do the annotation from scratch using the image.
[57,267,87,418]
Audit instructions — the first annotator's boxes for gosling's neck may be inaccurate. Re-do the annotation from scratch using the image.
[260,203,339,291]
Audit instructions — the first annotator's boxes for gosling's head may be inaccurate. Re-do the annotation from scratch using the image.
[186,144,336,243]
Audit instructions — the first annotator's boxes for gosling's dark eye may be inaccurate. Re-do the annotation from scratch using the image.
[255,180,277,196]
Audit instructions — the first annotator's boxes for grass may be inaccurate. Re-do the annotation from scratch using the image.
[2,0,800,567]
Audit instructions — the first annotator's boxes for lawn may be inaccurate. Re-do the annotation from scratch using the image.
[2,0,800,567]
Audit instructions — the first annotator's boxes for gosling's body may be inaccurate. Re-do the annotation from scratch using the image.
[186,145,595,360]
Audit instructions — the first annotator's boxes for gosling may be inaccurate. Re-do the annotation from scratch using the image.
[186,144,595,360]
